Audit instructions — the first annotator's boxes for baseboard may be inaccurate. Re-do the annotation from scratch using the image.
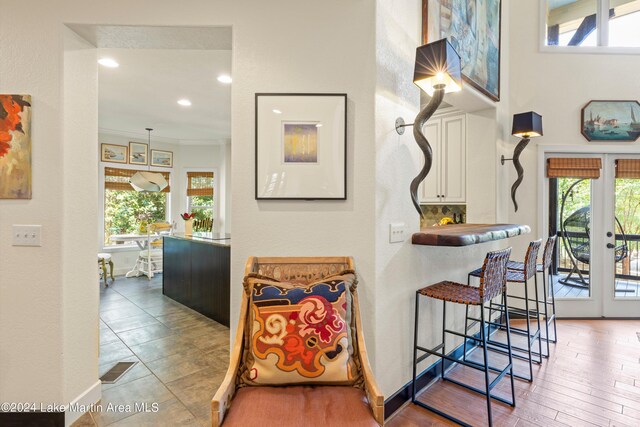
[65,380,101,427]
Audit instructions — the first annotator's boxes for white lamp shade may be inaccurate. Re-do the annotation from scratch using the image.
[130,171,168,192]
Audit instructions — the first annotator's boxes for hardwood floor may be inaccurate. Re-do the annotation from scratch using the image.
[388,319,640,427]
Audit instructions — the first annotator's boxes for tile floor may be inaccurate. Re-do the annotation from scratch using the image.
[73,274,230,426]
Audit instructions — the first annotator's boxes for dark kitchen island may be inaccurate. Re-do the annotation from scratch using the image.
[163,233,231,327]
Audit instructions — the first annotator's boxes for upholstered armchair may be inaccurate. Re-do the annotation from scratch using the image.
[211,256,384,426]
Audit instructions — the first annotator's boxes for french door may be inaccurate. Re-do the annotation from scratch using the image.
[550,153,640,318]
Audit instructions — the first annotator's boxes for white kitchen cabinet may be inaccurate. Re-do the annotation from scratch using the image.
[418,112,466,204]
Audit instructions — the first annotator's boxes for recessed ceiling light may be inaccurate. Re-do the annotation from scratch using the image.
[217,74,232,84]
[98,58,119,68]
[273,109,282,114]
[177,99,192,107]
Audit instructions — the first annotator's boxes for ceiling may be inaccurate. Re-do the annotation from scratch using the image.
[68,25,232,144]
[98,47,231,143]
[67,24,232,50]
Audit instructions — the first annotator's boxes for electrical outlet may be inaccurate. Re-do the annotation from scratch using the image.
[12,225,42,247]
[389,223,406,243]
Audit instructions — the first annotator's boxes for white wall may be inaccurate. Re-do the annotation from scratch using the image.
[506,1,640,255]
[373,0,511,397]
[0,0,377,418]
[98,133,226,274]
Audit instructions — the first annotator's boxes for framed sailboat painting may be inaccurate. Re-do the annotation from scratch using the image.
[581,100,640,142]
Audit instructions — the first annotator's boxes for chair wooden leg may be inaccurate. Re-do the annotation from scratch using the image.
[109,260,115,282]
[101,259,108,287]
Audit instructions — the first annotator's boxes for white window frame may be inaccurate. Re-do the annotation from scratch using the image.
[184,167,218,226]
[98,162,173,252]
[540,0,640,54]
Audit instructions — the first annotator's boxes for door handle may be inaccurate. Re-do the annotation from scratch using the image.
[607,243,615,249]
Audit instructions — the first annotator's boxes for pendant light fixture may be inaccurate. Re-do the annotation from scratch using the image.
[130,128,168,192]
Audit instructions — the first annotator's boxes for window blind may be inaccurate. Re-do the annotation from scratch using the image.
[105,167,171,193]
[615,159,640,179]
[547,158,602,179]
[187,171,214,197]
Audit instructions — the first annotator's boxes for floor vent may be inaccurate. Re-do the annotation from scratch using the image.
[100,361,137,384]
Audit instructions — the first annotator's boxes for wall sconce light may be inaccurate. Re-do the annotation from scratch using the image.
[395,38,462,219]
[501,111,543,212]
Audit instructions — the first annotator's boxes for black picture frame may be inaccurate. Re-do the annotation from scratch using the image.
[255,93,347,200]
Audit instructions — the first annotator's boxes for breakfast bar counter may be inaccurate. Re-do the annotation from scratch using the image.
[412,223,530,247]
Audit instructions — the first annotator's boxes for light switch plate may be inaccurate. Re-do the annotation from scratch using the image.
[12,225,42,247]
[389,222,407,243]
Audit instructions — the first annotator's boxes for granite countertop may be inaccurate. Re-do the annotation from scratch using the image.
[412,223,530,247]
[166,232,231,247]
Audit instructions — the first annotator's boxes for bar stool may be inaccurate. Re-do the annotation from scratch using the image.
[412,248,515,427]
[465,239,543,382]
[506,236,558,356]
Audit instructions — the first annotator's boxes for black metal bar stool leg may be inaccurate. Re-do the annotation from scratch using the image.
[441,300,446,379]
[533,274,544,359]
[412,291,420,403]
[549,268,558,343]
[541,269,551,356]
[523,278,534,381]
[503,293,517,407]
[463,304,469,361]
[480,304,493,427]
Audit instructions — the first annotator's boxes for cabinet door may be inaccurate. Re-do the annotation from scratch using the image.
[419,120,441,203]
[441,115,466,203]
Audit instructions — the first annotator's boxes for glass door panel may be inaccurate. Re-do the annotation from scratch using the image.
[554,178,592,299]
[613,177,640,298]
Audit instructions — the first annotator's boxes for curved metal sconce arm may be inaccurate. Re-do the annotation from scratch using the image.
[501,137,530,212]
[395,87,446,219]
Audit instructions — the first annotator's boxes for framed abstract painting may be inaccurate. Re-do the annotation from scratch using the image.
[0,94,32,199]
[581,100,640,142]
[255,93,347,200]
[423,0,502,101]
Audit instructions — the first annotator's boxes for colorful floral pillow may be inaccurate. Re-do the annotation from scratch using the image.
[240,271,360,386]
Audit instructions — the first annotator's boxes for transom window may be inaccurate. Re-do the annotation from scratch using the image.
[545,0,640,48]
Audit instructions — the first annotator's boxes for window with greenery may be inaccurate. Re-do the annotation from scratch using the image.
[545,0,640,47]
[187,171,214,222]
[103,167,170,246]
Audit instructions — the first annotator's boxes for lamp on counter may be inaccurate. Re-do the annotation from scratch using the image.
[501,111,543,212]
[395,38,462,219]
[130,128,168,192]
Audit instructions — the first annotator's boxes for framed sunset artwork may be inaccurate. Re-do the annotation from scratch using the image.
[0,94,32,199]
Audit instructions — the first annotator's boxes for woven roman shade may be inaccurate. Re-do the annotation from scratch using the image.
[105,167,171,192]
[616,159,640,179]
[547,158,602,179]
[187,171,214,197]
